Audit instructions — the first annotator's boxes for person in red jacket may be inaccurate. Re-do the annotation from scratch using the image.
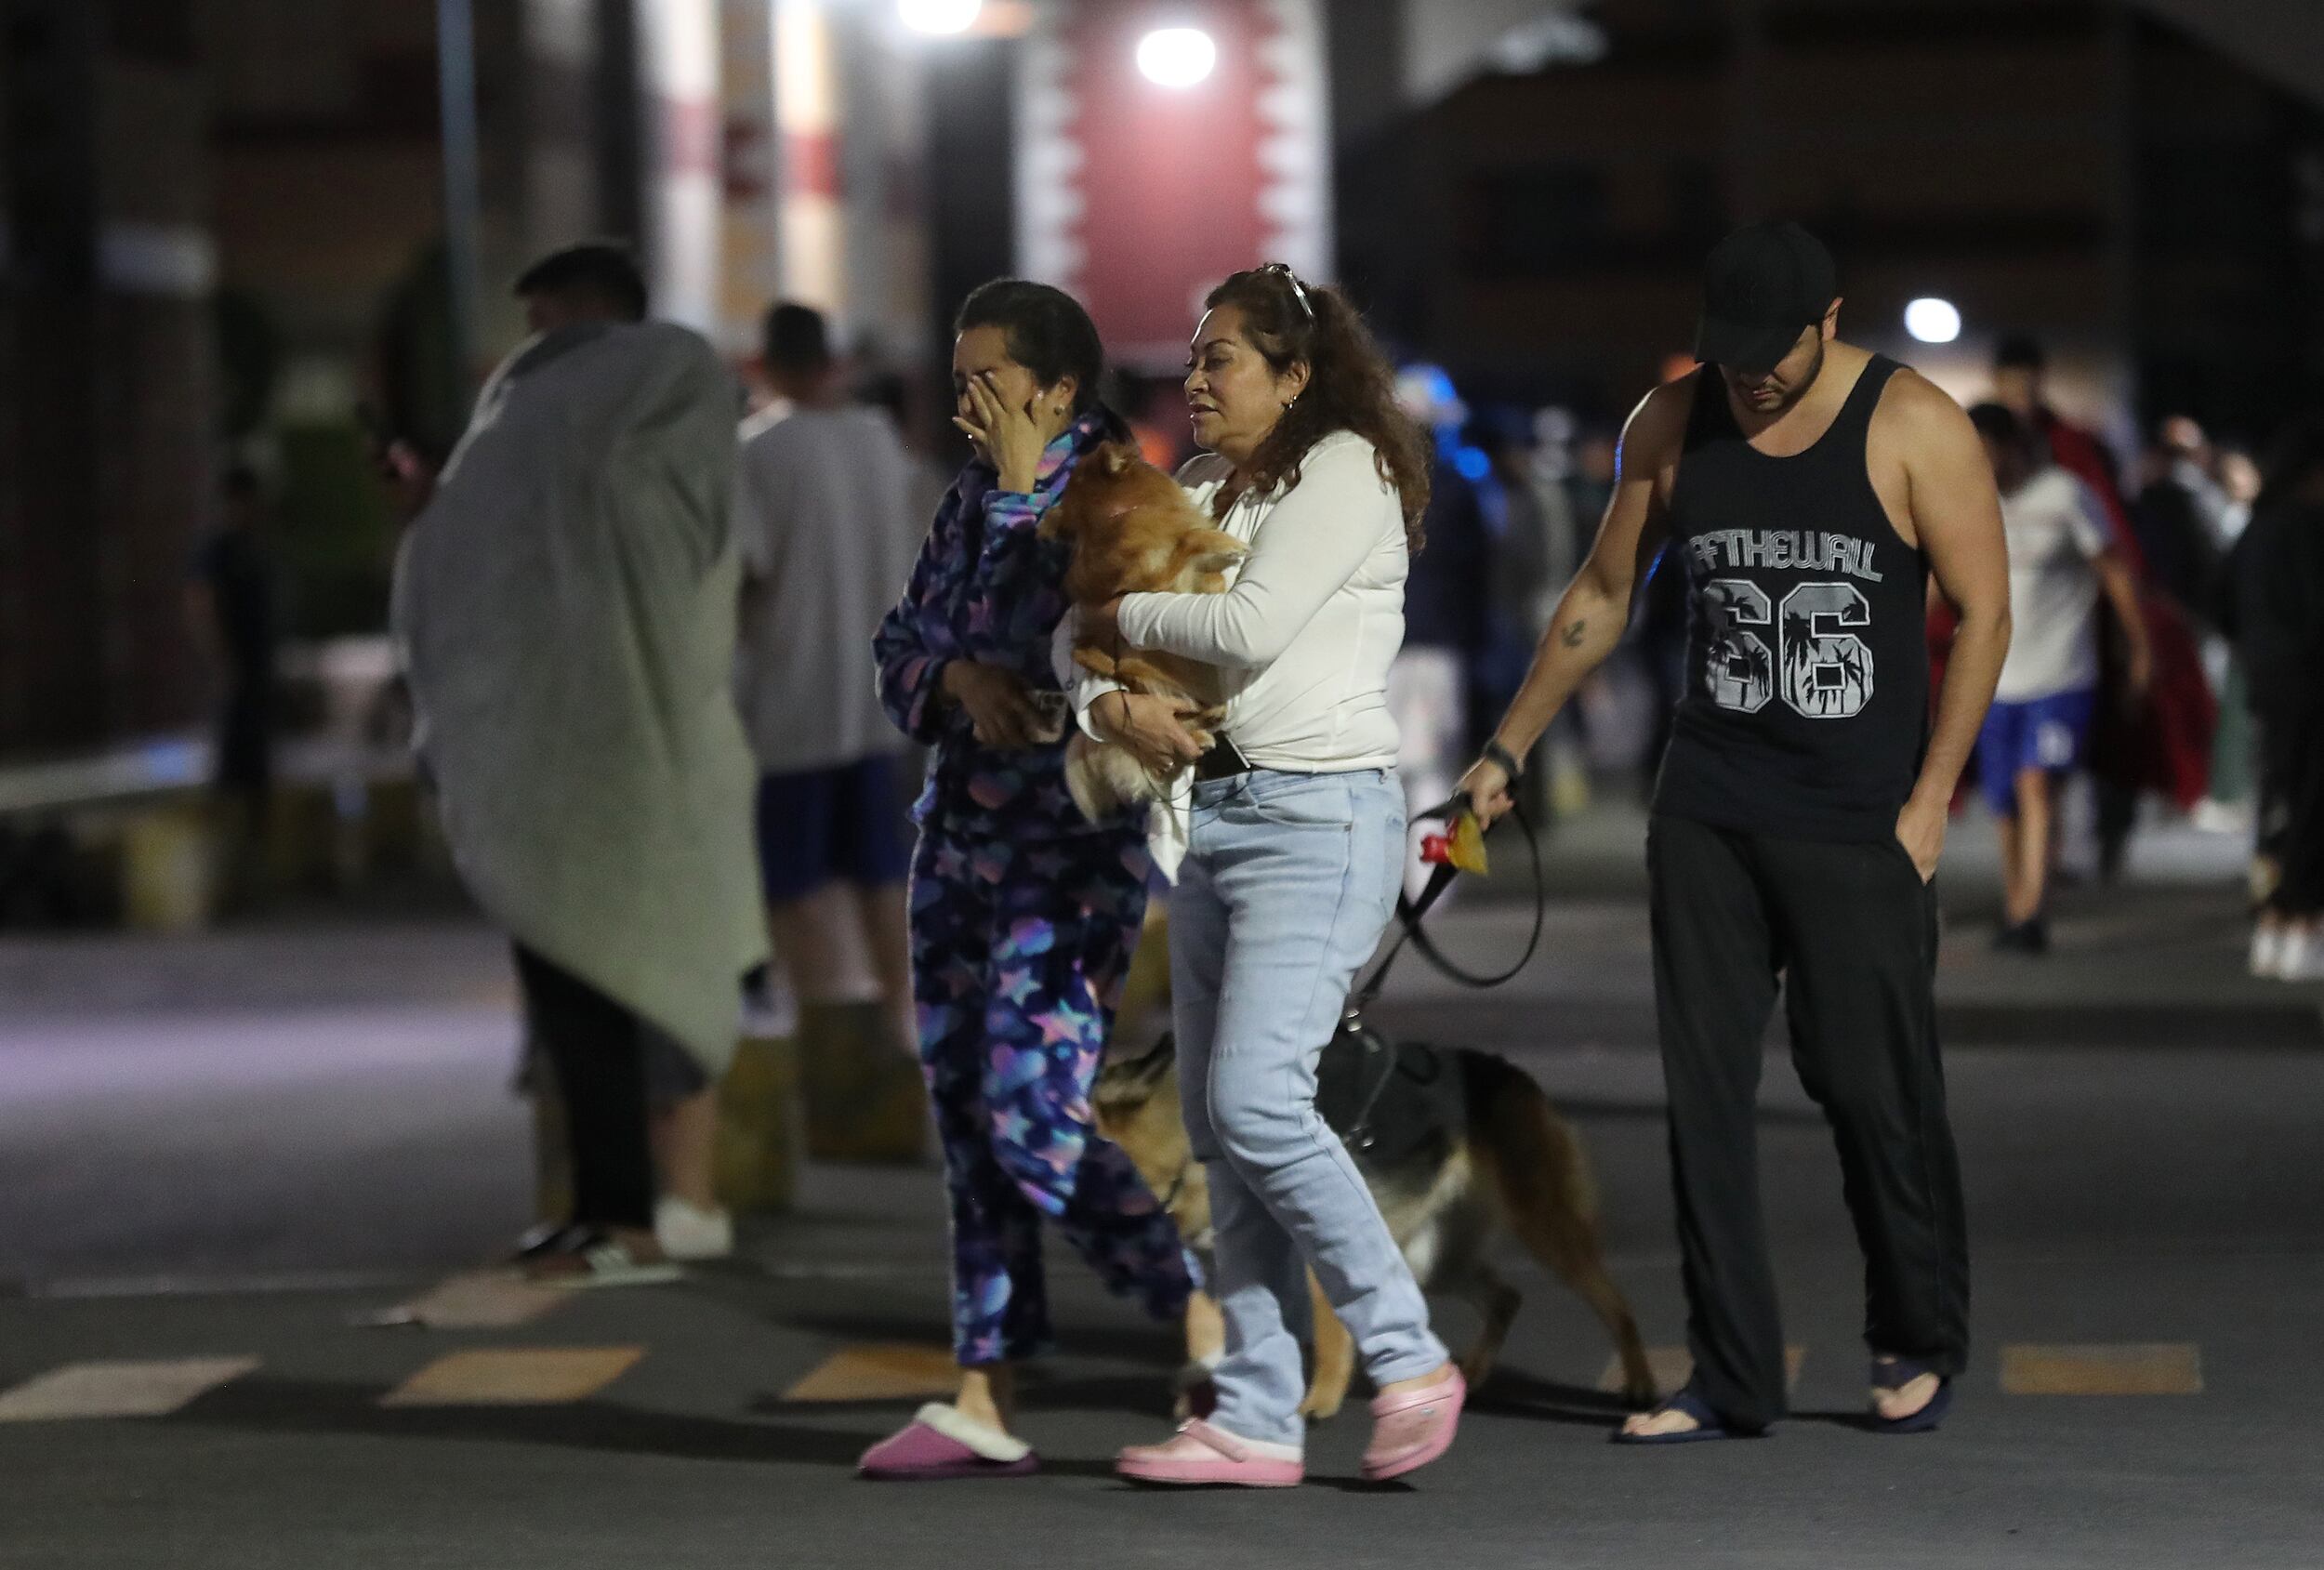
[1991,336,2145,567]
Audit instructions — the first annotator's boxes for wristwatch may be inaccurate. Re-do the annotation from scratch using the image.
[1481,739,1525,780]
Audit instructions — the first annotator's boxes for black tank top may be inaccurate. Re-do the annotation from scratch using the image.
[1654,355,1928,842]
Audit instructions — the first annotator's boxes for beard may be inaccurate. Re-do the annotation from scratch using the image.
[1729,339,1826,416]
[1765,340,1826,413]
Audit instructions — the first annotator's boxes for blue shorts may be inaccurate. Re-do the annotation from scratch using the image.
[1977,689,2096,817]
[755,755,913,904]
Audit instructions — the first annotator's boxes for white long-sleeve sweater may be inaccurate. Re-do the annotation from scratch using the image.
[1073,429,1410,772]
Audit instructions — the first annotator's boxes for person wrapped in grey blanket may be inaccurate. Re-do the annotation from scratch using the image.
[391,245,763,1282]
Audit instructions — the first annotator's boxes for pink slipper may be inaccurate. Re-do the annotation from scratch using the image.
[1116,1419,1304,1487]
[858,1404,1039,1481]
[1360,1366,1465,1483]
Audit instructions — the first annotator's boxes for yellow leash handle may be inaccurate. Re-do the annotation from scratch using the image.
[1418,808,1489,876]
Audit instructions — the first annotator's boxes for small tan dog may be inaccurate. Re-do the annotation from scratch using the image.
[1096,1033,1657,1418]
[1037,442,1247,821]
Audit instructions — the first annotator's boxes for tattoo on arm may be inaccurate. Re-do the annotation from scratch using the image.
[1560,619,1588,649]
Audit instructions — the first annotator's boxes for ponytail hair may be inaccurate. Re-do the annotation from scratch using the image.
[1202,266,1432,551]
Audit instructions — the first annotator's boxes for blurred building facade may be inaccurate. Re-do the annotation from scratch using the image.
[1,0,216,753]
[1335,0,2324,442]
[0,0,938,755]
[5,0,2322,758]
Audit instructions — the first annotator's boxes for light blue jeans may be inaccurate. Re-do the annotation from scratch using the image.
[1172,767,1448,1445]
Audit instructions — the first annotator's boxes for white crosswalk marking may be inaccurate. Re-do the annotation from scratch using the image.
[380,1346,645,1406]
[0,1357,259,1421]
[2000,1343,2204,1395]
[784,1343,962,1403]
[352,1272,569,1330]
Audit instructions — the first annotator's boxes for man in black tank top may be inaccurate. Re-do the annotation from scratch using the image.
[1460,224,2013,1442]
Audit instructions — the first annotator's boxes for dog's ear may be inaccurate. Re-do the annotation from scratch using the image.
[1097,1031,1176,1098]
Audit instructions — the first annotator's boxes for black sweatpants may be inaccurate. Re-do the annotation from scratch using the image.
[511,944,655,1233]
[1648,814,1969,1431]
[2256,707,2324,915]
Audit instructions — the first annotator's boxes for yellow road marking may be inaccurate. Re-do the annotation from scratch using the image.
[2000,1343,2202,1395]
[1601,1346,1803,1397]
[380,1346,644,1406]
[784,1343,962,1403]
[0,1357,259,1421]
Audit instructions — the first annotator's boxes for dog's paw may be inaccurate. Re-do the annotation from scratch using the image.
[1297,1387,1345,1422]
[1174,1375,1219,1422]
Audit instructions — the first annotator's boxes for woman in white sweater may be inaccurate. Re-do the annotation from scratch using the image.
[1082,265,1463,1487]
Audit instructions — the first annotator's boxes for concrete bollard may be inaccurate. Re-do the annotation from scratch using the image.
[717,1032,802,1213]
[121,806,217,933]
[799,999,928,1165]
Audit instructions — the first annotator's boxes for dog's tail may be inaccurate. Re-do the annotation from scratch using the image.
[1063,733,1115,823]
[1466,1053,1657,1405]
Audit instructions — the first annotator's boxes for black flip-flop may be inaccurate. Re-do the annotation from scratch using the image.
[1610,1388,1757,1445]
[1868,1356,1953,1434]
[506,1221,584,1262]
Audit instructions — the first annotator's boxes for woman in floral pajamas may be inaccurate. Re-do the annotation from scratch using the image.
[859,281,1193,1480]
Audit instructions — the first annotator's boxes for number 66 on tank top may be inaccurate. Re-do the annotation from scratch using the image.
[1656,357,1931,846]
[1702,578,1875,719]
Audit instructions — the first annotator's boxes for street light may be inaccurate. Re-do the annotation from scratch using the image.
[1905,297,1961,345]
[898,0,981,35]
[1137,26,1217,87]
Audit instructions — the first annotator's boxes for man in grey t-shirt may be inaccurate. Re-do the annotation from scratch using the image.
[734,303,924,1054]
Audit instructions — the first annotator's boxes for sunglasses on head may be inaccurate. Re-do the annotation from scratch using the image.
[1258,260,1314,323]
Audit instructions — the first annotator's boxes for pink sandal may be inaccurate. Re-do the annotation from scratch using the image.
[1116,1419,1304,1487]
[1360,1366,1465,1483]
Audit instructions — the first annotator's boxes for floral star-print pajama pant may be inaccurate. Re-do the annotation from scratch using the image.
[908,825,1194,1366]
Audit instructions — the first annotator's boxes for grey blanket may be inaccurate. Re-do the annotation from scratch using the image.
[393,321,765,1073]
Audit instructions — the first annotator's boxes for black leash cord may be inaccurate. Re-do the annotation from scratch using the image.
[1350,796,1546,1011]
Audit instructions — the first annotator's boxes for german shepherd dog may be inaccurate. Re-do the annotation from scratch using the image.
[1036,442,1247,822]
[1094,1033,1658,1418]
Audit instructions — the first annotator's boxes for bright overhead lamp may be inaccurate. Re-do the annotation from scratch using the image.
[1137,26,1217,87]
[898,0,982,36]
[1904,297,1961,345]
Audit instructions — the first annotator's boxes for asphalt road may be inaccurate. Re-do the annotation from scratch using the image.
[2,808,2317,1569]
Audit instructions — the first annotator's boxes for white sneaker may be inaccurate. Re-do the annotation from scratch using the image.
[654,1196,734,1261]
[2251,924,2288,979]
[2278,926,2324,983]
[2193,798,2251,835]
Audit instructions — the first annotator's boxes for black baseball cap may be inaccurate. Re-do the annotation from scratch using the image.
[1695,221,1838,371]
